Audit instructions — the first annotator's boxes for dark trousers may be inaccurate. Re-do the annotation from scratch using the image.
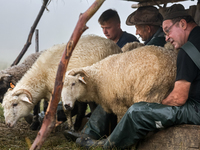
[103,99,200,149]
[81,105,117,140]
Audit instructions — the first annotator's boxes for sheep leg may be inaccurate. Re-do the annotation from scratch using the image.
[63,104,74,131]
[43,100,48,112]
[62,101,87,131]
[30,101,41,130]
[85,102,97,117]
[66,110,74,131]
[73,101,87,131]
[88,102,97,113]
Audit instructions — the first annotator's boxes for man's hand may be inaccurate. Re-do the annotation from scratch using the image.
[162,80,191,106]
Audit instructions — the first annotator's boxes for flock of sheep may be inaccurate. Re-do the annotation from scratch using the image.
[0,34,178,132]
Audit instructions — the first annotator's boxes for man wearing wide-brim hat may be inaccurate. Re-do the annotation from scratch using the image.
[126,6,166,46]
[99,4,200,149]
[74,4,200,149]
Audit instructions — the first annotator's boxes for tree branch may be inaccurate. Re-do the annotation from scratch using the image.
[11,0,50,66]
[29,0,105,149]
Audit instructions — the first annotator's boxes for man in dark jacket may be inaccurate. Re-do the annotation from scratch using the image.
[63,5,167,145]
[63,8,139,141]
[126,6,166,46]
[74,4,200,149]
[98,9,139,48]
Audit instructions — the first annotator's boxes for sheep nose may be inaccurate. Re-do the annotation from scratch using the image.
[64,104,70,109]
[7,123,11,128]
[64,104,72,110]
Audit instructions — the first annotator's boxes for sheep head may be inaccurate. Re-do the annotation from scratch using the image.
[62,69,88,111]
[2,89,34,128]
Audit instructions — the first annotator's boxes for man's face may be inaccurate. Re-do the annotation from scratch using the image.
[135,24,150,41]
[162,20,186,49]
[100,20,120,41]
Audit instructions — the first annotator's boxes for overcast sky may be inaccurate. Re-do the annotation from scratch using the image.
[0,0,197,66]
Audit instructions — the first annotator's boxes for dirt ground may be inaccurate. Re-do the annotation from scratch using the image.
[0,104,84,150]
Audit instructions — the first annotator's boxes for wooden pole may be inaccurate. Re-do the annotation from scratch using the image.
[11,0,49,66]
[35,29,39,52]
[30,0,105,149]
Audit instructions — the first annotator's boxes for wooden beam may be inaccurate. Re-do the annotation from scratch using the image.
[129,0,188,8]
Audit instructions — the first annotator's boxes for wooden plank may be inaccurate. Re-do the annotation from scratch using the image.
[131,0,188,8]
[122,0,190,7]
[123,0,188,2]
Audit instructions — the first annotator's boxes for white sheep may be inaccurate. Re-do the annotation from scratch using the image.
[0,52,42,103]
[2,34,122,128]
[121,41,145,53]
[62,44,178,122]
[0,52,43,130]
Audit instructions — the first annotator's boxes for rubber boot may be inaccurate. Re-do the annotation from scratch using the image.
[82,105,117,140]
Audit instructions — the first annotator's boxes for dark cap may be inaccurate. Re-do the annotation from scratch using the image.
[163,4,189,20]
[126,6,163,26]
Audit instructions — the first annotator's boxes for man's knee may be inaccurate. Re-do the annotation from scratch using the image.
[128,102,149,112]
[126,102,150,118]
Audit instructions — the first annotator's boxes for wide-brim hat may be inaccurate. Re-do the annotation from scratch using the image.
[126,6,163,26]
[163,4,189,20]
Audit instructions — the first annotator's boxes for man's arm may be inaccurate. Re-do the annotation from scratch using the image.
[162,80,191,106]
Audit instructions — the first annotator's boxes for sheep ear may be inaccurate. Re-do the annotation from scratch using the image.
[78,75,87,84]
[8,88,13,91]
[0,73,11,80]
[21,96,33,105]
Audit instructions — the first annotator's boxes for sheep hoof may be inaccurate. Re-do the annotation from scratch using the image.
[30,121,40,130]
[64,104,73,111]
[55,121,63,127]
[30,115,41,130]
[24,113,33,124]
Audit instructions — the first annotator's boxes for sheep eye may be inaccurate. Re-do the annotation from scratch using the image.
[72,83,75,86]
[12,103,18,107]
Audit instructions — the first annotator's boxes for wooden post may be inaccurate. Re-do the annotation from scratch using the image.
[35,29,39,52]
[11,0,49,66]
[30,0,105,149]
